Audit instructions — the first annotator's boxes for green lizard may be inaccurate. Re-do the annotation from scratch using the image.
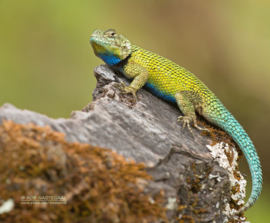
[90,29,262,215]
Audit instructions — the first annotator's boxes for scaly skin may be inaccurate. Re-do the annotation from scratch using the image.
[90,29,262,214]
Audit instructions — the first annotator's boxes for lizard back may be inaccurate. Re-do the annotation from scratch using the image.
[124,45,215,104]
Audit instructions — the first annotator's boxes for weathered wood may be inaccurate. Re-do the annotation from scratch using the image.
[0,65,233,222]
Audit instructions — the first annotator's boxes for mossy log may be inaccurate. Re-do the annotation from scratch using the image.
[0,65,243,222]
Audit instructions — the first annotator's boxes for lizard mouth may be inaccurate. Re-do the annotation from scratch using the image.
[90,37,107,57]
[91,42,104,55]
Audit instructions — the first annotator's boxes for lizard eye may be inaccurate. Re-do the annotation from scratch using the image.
[105,29,117,38]
[110,32,116,37]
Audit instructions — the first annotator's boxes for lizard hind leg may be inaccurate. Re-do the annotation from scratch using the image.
[175,91,209,137]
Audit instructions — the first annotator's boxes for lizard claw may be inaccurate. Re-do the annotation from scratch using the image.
[177,116,209,137]
[114,81,138,101]
[114,81,126,91]
[178,116,194,138]
[194,122,210,132]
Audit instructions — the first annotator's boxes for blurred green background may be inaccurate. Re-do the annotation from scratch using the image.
[0,0,270,221]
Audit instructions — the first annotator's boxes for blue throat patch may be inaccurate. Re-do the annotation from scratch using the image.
[145,83,176,104]
[100,54,122,66]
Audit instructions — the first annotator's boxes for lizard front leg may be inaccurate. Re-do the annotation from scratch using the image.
[114,61,149,100]
[175,91,209,137]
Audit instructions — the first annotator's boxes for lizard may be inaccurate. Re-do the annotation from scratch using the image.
[90,28,262,215]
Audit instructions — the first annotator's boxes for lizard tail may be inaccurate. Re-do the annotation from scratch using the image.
[204,103,263,214]
[232,134,262,215]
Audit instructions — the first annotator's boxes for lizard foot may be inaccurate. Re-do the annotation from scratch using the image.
[114,82,137,101]
[177,116,209,137]
[177,116,194,138]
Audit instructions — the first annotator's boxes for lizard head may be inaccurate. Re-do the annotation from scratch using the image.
[90,29,132,66]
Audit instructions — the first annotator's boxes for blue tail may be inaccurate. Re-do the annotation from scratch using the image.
[205,103,262,214]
